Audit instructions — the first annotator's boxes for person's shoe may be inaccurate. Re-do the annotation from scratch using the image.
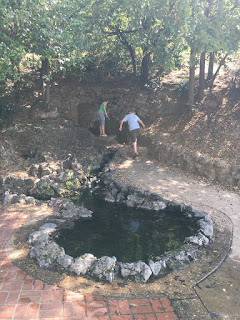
[133,153,138,159]
[101,134,108,136]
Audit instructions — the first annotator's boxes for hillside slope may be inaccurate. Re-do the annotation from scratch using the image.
[0,65,239,187]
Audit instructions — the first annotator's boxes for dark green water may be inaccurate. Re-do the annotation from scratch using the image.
[55,193,199,263]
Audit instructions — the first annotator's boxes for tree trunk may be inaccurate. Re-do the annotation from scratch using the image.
[211,53,228,85]
[207,52,214,81]
[41,59,49,79]
[198,52,206,100]
[188,49,196,106]
[140,49,150,87]
[14,66,21,101]
[128,46,137,77]
[41,58,50,102]
[116,30,136,77]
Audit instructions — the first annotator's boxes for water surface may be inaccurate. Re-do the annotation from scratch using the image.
[55,193,199,262]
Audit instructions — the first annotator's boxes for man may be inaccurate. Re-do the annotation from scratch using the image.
[119,110,145,158]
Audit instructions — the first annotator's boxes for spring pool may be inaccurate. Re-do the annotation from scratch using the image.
[54,193,199,263]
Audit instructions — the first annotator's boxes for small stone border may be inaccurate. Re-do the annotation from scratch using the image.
[28,176,214,283]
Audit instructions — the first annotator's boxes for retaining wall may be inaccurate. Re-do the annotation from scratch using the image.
[140,135,240,189]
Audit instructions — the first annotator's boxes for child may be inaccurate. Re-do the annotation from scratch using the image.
[119,110,145,158]
[97,100,109,136]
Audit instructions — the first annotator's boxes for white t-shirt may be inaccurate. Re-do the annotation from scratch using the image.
[123,114,141,131]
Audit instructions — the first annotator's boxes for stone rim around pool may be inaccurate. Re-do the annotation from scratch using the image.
[28,175,214,283]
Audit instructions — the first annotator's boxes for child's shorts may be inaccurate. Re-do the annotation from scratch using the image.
[130,128,140,143]
[97,110,105,126]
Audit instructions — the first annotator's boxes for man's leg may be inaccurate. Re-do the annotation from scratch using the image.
[132,141,137,154]
[130,129,139,157]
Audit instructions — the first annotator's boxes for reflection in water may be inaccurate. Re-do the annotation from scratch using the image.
[124,220,140,232]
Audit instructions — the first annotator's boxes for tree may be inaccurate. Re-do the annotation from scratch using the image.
[0,0,35,97]
[0,0,239,101]
[86,0,187,86]
[184,0,240,105]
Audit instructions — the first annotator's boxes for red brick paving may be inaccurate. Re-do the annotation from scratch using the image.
[0,205,179,319]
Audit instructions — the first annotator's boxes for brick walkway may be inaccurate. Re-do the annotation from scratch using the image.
[0,206,179,319]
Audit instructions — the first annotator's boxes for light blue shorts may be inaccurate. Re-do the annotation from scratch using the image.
[97,110,105,126]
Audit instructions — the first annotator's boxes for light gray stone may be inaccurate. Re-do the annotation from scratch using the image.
[39,222,57,233]
[149,260,162,276]
[185,232,210,246]
[58,254,74,268]
[120,261,152,283]
[90,256,117,283]
[104,192,116,202]
[70,253,96,275]
[199,219,214,238]
[151,200,167,211]
[149,258,169,277]
[28,230,50,245]
[32,242,65,269]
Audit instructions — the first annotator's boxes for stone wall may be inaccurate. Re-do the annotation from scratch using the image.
[140,135,240,189]
[29,80,166,136]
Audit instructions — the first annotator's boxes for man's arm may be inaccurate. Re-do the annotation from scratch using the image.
[119,119,125,131]
[139,120,145,128]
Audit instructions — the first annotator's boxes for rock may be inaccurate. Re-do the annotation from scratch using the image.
[31,177,57,199]
[3,191,14,205]
[185,232,210,246]
[90,256,117,283]
[39,164,52,177]
[61,204,92,219]
[172,250,191,270]
[11,194,26,204]
[39,222,57,233]
[48,198,63,207]
[69,253,97,275]
[152,200,167,211]
[31,242,65,269]
[120,261,152,283]
[25,196,37,204]
[28,164,39,177]
[78,207,93,218]
[104,192,116,202]
[58,254,74,268]
[61,154,74,170]
[149,258,169,277]
[126,195,143,207]
[191,208,209,219]
[149,260,163,276]
[28,230,50,245]
[199,219,214,238]
[71,160,83,174]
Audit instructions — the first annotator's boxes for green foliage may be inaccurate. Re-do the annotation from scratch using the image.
[0,0,239,89]
[184,0,240,57]
[175,80,189,97]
